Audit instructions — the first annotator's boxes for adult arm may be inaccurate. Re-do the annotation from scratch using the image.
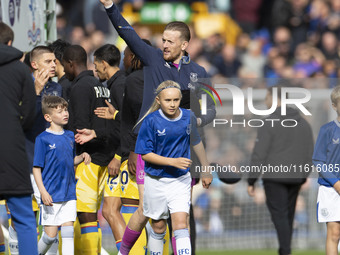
[109,75,125,121]
[124,74,144,152]
[122,73,144,174]
[100,0,157,66]
[94,100,117,120]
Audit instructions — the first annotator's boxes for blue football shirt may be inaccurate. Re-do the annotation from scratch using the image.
[135,108,201,178]
[313,120,340,187]
[33,129,77,202]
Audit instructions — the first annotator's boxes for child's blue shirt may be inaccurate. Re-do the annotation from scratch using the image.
[313,120,340,187]
[33,129,76,202]
[135,108,201,178]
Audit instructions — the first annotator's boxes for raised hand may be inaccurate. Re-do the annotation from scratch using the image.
[75,129,96,144]
[94,100,116,120]
[99,0,113,8]
[34,68,49,95]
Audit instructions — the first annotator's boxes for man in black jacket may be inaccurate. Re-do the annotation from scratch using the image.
[247,85,314,255]
[93,44,127,252]
[62,45,111,254]
[0,22,38,255]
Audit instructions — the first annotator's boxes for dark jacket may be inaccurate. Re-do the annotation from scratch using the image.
[248,107,314,185]
[0,44,36,197]
[107,70,126,158]
[68,70,112,166]
[121,69,144,161]
[59,74,72,102]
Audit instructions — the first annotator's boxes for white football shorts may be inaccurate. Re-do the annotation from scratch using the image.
[39,200,77,226]
[317,185,340,222]
[143,172,191,220]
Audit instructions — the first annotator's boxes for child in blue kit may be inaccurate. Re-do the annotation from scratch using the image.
[33,95,90,255]
[132,80,212,255]
[313,86,340,255]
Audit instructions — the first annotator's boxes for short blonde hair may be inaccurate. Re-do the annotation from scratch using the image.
[331,86,340,105]
[42,95,68,115]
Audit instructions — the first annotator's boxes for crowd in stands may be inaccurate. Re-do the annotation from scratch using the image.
[56,0,340,88]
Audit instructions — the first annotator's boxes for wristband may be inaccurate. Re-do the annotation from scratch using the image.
[113,110,119,120]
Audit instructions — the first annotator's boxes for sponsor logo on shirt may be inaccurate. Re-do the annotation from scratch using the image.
[157,129,166,136]
[333,138,340,145]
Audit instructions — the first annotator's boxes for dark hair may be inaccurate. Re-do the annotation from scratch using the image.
[128,39,152,71]
[42,95,68,115]
[164,21,191,42]
[49,39,71,62]
[30,45,53,62]
[23,51,32,69]
[0,22,14,45]
[63,45,87,67]
[93,44,120,67]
